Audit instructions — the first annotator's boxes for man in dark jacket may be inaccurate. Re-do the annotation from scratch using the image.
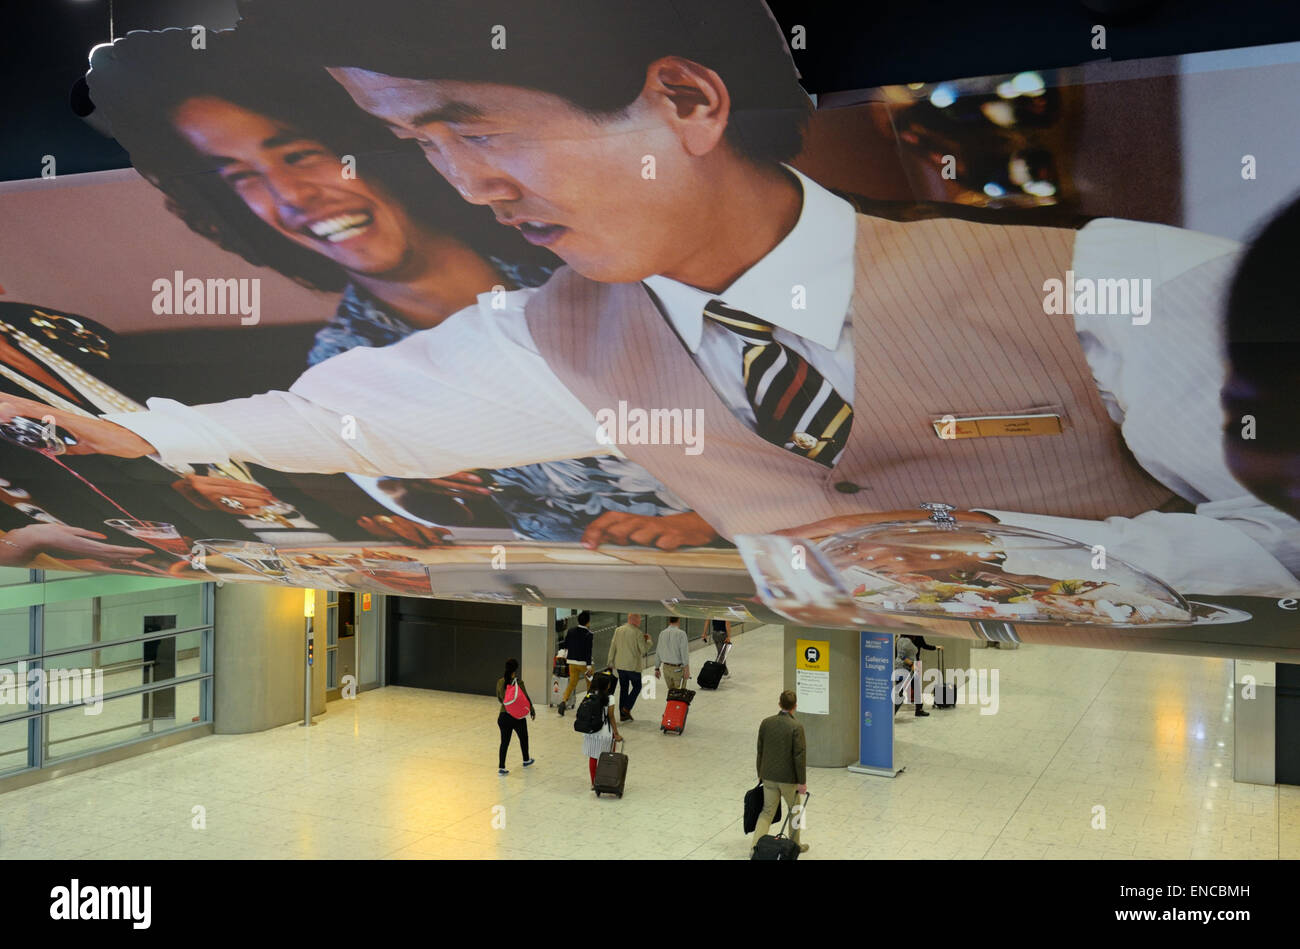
[902,634,935,717]
[557,610,594,716]
[751,690,808,855]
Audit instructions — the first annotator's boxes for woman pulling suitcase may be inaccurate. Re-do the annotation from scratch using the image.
[575,668,623,791]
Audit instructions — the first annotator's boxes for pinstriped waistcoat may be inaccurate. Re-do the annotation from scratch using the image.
[525,213,1178,539]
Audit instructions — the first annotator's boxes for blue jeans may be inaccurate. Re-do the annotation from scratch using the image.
[617,670,642,713]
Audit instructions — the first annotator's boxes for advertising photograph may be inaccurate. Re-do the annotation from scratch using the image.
[0,0,1297,929]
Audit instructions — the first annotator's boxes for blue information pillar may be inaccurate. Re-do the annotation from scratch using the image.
[848,631,902,777]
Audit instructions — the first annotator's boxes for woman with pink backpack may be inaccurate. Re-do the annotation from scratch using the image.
[496,658,537,775]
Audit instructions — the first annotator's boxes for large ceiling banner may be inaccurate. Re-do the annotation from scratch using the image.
[0,0,1297,658]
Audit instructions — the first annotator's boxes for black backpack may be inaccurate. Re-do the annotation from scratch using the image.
[573,691,606,733]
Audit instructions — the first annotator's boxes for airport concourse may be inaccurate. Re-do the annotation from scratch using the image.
[1,575,1298,861]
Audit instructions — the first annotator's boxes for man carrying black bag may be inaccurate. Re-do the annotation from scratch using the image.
[750,690,808,857]
[743,781,780,834]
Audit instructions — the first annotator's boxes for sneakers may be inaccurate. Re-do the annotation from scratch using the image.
[523,758,536,767]
[498,768,509,775]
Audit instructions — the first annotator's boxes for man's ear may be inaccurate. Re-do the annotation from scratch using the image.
[641,55,730,157]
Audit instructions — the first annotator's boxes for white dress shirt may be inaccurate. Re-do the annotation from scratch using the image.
[655,624,691,668]
[643,166,857,431]
[105,174,1300,595]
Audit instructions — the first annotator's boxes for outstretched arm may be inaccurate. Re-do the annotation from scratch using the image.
[0,396,156,458]
[4,302,606,479]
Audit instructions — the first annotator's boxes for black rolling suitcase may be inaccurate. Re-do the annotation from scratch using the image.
[698,642,731,690]
[593,737,628,798]
[933,645,957,709]
[752,791,808,860]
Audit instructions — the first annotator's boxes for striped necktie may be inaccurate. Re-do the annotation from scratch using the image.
[702,299,853,466]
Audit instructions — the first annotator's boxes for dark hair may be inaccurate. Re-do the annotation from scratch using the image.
[595,668,617,696]
[666,616,680,624]
[778,690,796,710]
[1224,191,1300,436]
[1222,193,1300,515]
[503,657,519,682]
[554,616,568,634]
[236,0,810,167]
[87,28,557,294]
[577,610,591,626]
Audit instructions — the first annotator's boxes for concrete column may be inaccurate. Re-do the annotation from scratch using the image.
[213,583,327,734]
[1234,660,1275,786]
[781,627,861,768]
[521,605,551,705]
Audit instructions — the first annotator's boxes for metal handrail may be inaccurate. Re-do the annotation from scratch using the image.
[36,622,213,661]
[0,713,162,759]
[0,663,169,761]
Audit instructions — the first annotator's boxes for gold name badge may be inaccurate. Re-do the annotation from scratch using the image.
[932,413,1063,440]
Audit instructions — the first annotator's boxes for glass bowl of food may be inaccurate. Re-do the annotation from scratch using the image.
[737,503,1250,629]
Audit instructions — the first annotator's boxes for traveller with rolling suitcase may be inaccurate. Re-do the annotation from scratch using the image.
[710,618,732,667]
[752,792,809,860]
[661,682,695,734]
[578,668,622,790]
[750,690,808,856]
[654,616,691,690]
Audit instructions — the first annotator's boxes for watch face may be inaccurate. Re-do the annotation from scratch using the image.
[0,416,77,454]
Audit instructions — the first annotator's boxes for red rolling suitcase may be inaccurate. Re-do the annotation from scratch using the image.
[660,686,695,734]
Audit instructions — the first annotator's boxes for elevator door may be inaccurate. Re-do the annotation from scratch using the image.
[1278,663,1300,786]
[387,597,521,694]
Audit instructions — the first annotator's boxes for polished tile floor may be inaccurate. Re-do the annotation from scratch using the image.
[1,624,1296,859]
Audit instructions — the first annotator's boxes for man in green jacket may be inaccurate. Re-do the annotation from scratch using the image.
[752,690,809,854]
[607,613,652,722]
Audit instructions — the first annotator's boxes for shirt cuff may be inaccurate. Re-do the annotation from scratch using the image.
[103,398,235,467]
[979,508,1298,597]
